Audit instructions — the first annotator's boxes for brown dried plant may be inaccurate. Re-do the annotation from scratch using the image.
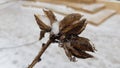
[28,9,96,68]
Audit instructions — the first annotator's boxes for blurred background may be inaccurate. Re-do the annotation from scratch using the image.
[0,0,120,68]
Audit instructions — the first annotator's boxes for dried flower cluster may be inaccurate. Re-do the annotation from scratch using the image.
[28,9,96,68]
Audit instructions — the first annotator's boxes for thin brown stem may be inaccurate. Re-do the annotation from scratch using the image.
[28,39,52,68]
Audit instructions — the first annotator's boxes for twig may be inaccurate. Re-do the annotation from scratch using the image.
[28,39,52,68]
[28,9,96,68]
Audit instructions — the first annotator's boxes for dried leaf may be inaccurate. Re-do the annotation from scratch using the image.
[43,9,57,25]
[34,14,51,31]
[59,13,82,31]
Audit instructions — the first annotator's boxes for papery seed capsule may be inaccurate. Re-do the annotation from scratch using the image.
[71,36,96,52]
[60,20,81,34]
[59,13,82,31]
[60,18,87,36]
[65,42,93,59]
[67,18,87,35]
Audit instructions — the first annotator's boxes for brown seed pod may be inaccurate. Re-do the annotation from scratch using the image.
[70,36,96,52]
[67,18,87,35]
[43,9,57,25]
[59,13,82,31]
[65,42,93,59]
[60,18,87,36]
[60,20,82,34]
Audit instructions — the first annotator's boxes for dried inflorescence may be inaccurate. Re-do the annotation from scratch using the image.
[28,9,96,68]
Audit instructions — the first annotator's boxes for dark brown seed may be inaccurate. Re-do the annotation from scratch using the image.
[59,13,82,31]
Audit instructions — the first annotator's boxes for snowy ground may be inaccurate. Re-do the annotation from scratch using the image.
[0,1,120,68]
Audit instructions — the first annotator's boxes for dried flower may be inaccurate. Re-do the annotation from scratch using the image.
[28,9,96,68]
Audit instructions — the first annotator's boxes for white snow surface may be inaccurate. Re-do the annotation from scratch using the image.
[0,1,120,68]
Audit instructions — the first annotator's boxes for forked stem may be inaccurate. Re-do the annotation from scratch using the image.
[28,39,53,68]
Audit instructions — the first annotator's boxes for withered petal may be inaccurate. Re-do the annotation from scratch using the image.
[59,13,82,31]
[34,14,51,31]
[43,9,57,25]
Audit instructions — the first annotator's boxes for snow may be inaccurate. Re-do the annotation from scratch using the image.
[0,1,120,68]
[51,21,59,35]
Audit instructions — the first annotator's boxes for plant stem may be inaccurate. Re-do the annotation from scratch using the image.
[28,39,52,68]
